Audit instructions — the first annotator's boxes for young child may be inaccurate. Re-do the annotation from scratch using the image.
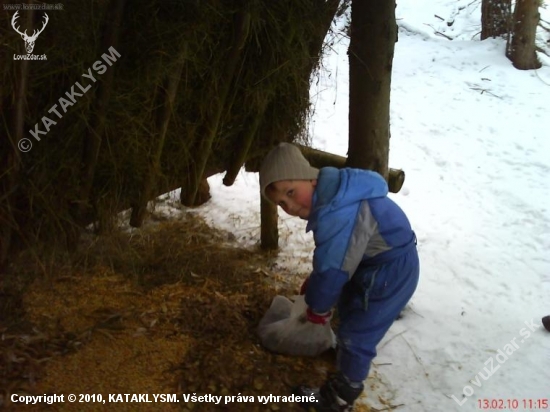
[259,143,420,411]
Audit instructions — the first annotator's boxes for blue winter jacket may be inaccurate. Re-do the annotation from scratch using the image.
[304,167,416,314]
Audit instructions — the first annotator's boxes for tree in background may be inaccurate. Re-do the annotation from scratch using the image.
[507,0,542,69]
[346,0,397,178]
[481,0,512,39]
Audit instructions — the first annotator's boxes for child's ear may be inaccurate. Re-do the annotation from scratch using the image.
[311,179,317,187]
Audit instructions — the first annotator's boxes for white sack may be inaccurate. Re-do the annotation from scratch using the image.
[257,295,335,357]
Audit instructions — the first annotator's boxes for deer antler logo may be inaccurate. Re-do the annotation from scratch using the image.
[11,11,49,54]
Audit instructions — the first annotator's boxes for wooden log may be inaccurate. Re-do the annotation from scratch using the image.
[387,168,406,194]
[296,145,405,193]
[347,0,396,177]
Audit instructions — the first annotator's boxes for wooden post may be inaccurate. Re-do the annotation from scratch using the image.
[507,0,541,69]
[347,0,397,178]
[260,195,278,250]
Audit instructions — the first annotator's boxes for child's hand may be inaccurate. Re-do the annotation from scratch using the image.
[305,307,331,325]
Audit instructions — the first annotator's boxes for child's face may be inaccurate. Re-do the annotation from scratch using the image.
[267,179,317,219]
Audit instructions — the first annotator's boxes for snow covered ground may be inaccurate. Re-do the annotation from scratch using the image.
[155,1,550,410]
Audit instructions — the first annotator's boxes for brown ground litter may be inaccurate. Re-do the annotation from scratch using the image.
[1,215,377,411]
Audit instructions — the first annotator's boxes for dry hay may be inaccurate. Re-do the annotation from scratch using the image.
[1,215,378,411]
[0,0,333,259]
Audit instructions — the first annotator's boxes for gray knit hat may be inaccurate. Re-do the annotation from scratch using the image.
[259,143,319,199]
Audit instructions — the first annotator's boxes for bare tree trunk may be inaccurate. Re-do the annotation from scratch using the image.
[481,0,512,40]
[507,0,541,69]
[347,0,397,179]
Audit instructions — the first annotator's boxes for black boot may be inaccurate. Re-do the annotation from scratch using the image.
[293,373,364,411]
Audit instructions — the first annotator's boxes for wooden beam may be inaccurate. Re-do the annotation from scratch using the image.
[297,145,405,193]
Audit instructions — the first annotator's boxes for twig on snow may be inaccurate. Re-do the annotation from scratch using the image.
[401,334,436,390]
[379,329,408,350]
[469,86,502,99]
[423,24,454,40]
[533,66,550,86]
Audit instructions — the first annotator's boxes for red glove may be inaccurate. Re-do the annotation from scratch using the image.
[299,277,309,295]
[306,307,331,325]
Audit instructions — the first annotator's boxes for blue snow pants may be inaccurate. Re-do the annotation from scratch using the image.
[336,242,420,383]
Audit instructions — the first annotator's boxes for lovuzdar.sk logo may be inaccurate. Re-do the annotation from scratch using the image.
[11,11,49,60]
